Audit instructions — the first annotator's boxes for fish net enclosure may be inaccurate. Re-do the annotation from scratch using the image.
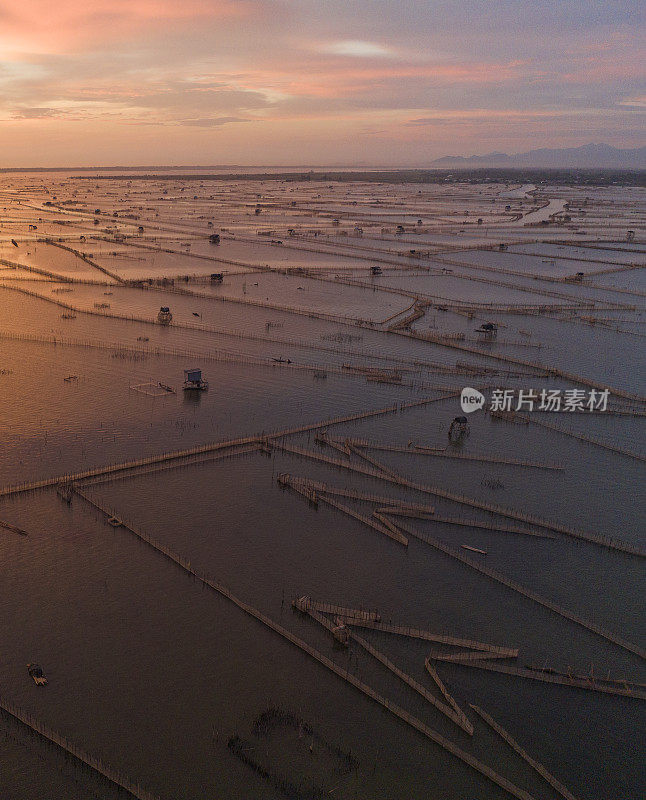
[129,381,174,396]
[228,708,359,800]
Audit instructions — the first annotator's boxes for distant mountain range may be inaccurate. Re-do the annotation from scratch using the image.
[431,143,646,169]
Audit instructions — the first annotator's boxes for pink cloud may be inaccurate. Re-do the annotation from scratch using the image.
[0,0,264,52]
[245,60,529,101]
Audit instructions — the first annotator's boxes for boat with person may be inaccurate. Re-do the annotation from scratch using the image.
[27,663,48,685]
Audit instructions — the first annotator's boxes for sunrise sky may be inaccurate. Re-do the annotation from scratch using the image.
[0,0,643,166]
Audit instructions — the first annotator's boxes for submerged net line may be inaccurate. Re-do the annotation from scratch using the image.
[0,282,533,378]
[0,699,162,800]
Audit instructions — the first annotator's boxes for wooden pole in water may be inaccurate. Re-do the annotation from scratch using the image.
[426,653,646,700]
[0,520,28,535]
[348,631,474,735]
[328,436,565,470]
[470,705,581,800]
[271,444,645,556]
[0,697,162,800]
[70,488,537,800]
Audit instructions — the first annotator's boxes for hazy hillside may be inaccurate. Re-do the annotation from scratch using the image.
[432,143,646,168]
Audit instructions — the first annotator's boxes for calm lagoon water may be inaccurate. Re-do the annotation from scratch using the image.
[0,176,644,799]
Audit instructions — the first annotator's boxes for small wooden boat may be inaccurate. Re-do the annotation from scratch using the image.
[27,664,47,685]
[0,520,28,535]
[461,544,487,555]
